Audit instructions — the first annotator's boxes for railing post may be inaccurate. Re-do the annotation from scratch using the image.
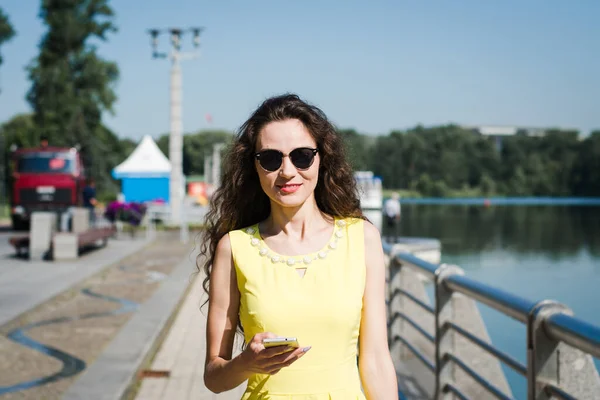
[527,300,600,399]
[527,300,568,400]
[395,258,408,360]
[435,266,514,399]
[387,253,404,358]
[385,253,393,346]
[434,264,464,399]
[391,253,436,367]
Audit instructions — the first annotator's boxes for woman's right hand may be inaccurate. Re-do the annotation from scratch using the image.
[239,332,311,375]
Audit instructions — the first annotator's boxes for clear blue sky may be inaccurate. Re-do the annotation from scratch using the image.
[0,0,598,141]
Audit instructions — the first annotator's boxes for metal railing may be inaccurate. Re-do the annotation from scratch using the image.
[383,242,600,400]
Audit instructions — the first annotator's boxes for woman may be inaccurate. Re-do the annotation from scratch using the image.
[200,93,398,399]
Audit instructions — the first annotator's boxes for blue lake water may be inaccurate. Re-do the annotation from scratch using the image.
[381,204,600,399]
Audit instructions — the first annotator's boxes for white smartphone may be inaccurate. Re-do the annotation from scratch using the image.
[262,337,299,348]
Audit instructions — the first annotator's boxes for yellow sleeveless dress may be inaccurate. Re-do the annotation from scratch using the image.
[229,217,367,400]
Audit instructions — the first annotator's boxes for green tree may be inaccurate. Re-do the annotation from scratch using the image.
[540,130,579,195]
[507,166,529,196]
[371,133,404,189]
[88,124,138,194]
[467,136,500,188]
[0,114,37,148]
[415,173,433,195]
[480,174,496,196]
[525,153,554,195]
[26,0,119,182]
[338,128,372,171]
[0,8,15,67]
[332,125,600,198]
[430,180,449,197]
[1,114,36,202]
[571,131,600,196]
[157,130,233,177]
[183,130,233,176]
[500,135,533,190]
[398,131,427,190]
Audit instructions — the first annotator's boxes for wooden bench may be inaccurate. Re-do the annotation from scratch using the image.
[76,226,115,249]
[8,226,116,259]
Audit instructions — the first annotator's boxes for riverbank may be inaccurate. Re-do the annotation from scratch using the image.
[398,197,600,205]
[381,190,600,206]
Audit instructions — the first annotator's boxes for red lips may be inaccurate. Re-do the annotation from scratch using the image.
[278,183,302,194]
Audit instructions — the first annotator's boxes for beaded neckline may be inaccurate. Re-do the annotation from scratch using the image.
[245,219,347,267]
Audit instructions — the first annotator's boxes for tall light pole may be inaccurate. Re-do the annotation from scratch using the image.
[211,143,225,188]
[204,151,212,185]
[147,27,203,225]
[0,133,6,222]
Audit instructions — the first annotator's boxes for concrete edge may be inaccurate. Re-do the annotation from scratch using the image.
[396,357,433,400]
[120,266,201,400]
[61,256,199,400]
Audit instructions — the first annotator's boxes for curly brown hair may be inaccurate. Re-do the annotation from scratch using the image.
[198,93,366,302]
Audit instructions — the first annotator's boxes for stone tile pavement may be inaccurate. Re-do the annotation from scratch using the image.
[134,275,246,400]
[0,234,151,327]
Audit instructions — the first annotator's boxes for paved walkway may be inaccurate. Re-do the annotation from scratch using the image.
[0,233,151,327]
[134,274,246,400]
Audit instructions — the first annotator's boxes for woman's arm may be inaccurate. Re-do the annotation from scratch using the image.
[359,222,399,399]
[203,234,251,393]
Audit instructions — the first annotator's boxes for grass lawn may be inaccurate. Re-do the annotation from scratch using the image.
[0,204,9,225]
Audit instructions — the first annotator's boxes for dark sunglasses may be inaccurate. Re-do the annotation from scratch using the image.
[254,147,318,172]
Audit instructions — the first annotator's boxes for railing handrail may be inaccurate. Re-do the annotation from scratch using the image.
[384,242,600,355]
[383,241,600,399]
[444,273,537,324]
[545,312,600,359]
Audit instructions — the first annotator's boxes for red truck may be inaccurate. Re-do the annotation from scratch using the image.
[9,146,86,231]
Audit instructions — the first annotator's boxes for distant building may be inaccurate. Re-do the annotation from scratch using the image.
[461,125,579,151]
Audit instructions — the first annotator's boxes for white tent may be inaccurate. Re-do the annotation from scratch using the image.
[113,135,171,179]
[112,135,172,203]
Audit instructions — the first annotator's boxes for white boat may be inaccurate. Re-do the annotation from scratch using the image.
[354,171,382,210]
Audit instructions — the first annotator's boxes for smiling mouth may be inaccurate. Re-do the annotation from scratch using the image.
[278,184,302,193]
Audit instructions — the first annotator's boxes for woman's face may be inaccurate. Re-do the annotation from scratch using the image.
[255,119,320,209]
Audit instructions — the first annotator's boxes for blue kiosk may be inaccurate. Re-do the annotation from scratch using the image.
[112,135,171,203]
